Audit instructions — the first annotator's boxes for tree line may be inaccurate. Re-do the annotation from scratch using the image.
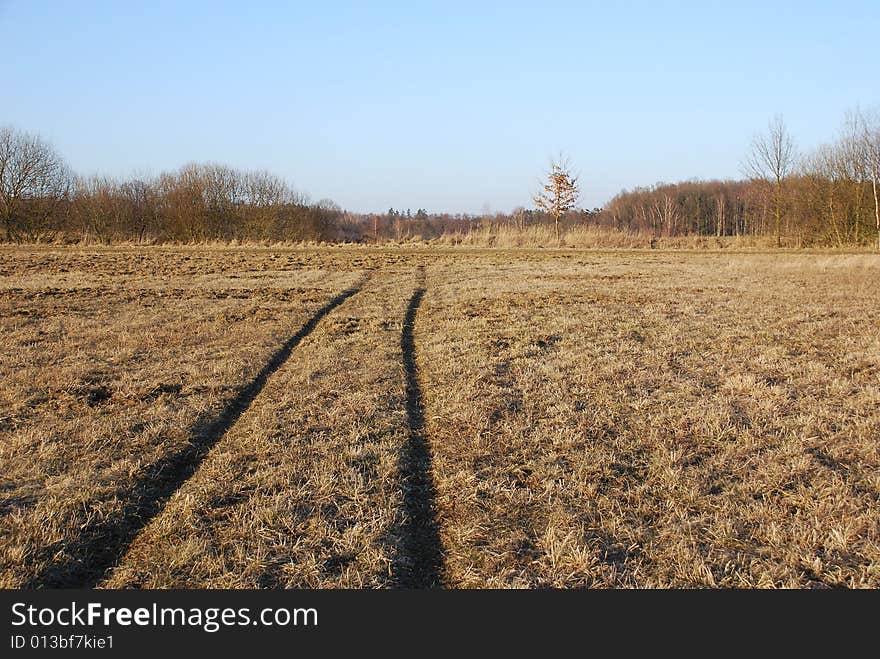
[1,107,878,247]
[0,127,354,244]
[602,110,880,248]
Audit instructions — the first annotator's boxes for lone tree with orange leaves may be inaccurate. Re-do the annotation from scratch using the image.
[533,156,579,242]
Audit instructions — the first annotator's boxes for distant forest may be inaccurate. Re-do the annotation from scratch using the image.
[2,108,878,247]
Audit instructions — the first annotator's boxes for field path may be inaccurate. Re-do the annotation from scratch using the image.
[105,266,424,588]
[25,274,370,588]
[393,265,443,587]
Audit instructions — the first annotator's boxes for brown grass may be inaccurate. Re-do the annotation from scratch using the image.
[105,267,421,588]
[0,247,363,586]
[1,245,878,588]
[420,253,880,587]
[428,224,789,249]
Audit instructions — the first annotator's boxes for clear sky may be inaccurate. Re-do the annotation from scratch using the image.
[3,1,877,214]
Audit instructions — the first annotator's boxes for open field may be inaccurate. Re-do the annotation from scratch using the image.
[1,246,878,588]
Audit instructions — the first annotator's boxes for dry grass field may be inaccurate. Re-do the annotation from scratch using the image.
[1,245,878,588]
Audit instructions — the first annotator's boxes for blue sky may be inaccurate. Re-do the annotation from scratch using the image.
[3,1,877,213]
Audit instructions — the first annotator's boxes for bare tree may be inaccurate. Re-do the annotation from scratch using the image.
[121,177,159,243]
[858,109,880,251]
[652,194,679,237]
[745,115,795,247]
[533,155,579,242]
[70,175,121,243]
[0,126,70,242]
[802,144,846,246]
[511,206,526,230]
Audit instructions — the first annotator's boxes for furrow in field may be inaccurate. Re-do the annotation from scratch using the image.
[105,268,423,588]
[0,248,364,588]
[23,276,369,588]
[393,265,443,588]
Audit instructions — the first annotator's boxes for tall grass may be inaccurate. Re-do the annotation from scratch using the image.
[8,224,858,250]
[429,224,783,249]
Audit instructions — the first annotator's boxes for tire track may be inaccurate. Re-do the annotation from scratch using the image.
[24,274,370,589]
[393,266,444,588]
